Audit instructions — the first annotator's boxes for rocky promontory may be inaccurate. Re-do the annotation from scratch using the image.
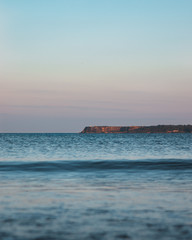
[80,125,192,133]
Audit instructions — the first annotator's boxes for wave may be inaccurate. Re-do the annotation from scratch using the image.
[0,159,192,172]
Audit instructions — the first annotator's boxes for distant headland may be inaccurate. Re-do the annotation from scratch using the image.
[80,125,192,133]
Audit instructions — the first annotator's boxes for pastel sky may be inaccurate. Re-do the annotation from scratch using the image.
[1,0,192,132]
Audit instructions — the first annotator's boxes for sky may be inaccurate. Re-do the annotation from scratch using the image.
[0,0,192,132]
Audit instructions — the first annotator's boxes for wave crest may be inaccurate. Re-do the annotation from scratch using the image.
[0,159,192,172]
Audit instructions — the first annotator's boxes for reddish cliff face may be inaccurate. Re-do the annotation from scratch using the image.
[81,126,141,133]
[80,125,192,133]
[81,126,129,133]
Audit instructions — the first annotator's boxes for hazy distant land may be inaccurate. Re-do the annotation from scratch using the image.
[81,125,192,133]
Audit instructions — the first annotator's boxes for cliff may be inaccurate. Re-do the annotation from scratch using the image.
[80,125,192,133]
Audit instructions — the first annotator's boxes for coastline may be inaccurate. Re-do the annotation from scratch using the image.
[81,125,192,133]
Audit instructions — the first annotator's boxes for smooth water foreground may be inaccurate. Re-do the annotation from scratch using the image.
[0,133,192,240]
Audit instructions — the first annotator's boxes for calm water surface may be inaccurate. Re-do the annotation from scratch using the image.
[0,133,192,240]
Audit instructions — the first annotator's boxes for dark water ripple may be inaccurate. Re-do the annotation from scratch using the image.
[0,159,192,172]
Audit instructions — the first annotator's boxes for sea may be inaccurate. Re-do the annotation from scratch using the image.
[0,133,192,240]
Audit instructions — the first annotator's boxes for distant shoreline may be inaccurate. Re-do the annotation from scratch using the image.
[80,125,192,133]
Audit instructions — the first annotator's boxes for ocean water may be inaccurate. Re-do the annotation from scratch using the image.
[0,133,192,240]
